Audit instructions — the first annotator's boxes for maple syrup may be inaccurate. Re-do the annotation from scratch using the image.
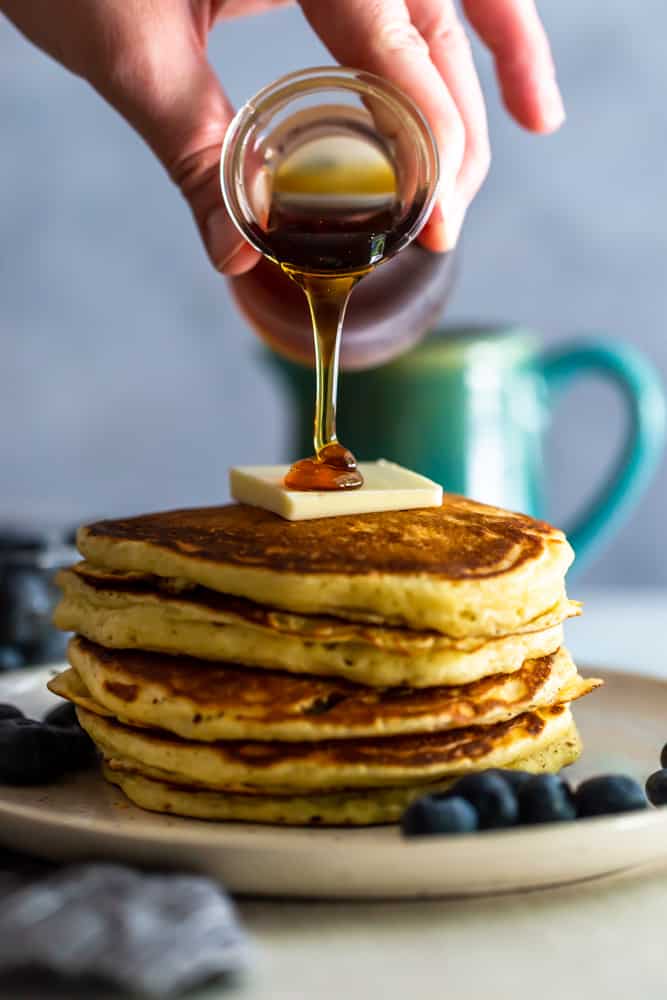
[220,68,440,490]
[259,140,426,490]
[281,272,366,491]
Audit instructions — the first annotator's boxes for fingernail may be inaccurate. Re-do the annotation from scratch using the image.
[541,80,566,131]
[205,205,246,271]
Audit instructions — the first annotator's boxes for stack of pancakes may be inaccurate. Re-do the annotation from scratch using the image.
[49,497,600,826]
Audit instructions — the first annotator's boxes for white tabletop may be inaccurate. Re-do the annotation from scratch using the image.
[192,587,667,1000]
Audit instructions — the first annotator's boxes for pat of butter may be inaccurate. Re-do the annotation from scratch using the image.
[229,460,443,521]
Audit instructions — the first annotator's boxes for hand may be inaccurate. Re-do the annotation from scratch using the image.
[2,0,564,273]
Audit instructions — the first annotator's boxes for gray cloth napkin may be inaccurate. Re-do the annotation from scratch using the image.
[0,853,251,997]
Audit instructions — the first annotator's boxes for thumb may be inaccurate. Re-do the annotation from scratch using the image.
[92,42,258,275]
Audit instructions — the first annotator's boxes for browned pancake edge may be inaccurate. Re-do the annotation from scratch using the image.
[78,497,565,581]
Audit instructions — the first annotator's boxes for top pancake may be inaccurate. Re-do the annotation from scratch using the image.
[78,498,573,636]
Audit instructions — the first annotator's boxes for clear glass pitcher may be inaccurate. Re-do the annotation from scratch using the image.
[220,67,457,370]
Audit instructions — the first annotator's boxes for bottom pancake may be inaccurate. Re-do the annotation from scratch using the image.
[102,725,582,826]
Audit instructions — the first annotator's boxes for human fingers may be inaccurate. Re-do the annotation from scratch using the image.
[462,0,565,133]
[298,0,466,251]
[407,0,490,249]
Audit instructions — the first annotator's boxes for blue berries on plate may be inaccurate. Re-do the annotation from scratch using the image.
[402,770,517,837]
[446,772,518,829]
[43,701,79,729]
[645,769,667,806]
[575,775,647,817]
[519,774,576,824]
[402,796,478,837]
[492,768,534,794]
[0,701,95,785]
[402,768,650,837]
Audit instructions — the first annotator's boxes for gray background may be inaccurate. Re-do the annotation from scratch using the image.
[1,1,665,584]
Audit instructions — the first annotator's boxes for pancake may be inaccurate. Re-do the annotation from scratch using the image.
[73,701,578,792]
[102,726,582,825]
[54,637,599,742]
[55,564,579,686]
[76,497,573,636]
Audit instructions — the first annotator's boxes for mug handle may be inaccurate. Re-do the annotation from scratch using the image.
[541,337,666,574]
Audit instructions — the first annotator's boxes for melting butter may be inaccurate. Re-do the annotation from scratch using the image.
[229,460,442,521]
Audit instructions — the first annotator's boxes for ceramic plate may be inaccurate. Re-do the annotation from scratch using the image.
[0,666,665,899]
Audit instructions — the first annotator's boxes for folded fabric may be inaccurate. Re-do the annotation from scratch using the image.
[0,856,251,997]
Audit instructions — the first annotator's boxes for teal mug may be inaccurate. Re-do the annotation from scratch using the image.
[271,326,666,574]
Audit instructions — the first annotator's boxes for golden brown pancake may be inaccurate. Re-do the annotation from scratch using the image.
[102,724,583,826]
[54,562,579,687]
[73,700,577,792]
[53,637,599,742]
[59,561,579,647]
[76,497,573,635]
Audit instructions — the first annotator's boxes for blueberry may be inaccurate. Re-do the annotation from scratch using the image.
[0,646,24,671]
[46,724,96,771]
[490,769,534,794]
[43,701,78,728]
[660,744,667,770]
[402,795,478,837]
[575,775,647,818]
[518,774,576,824]
[448,772,518,829]
[0,704,24,721]
[0,718,63,784]
[646,769,667,806]
[0,717,94,785]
